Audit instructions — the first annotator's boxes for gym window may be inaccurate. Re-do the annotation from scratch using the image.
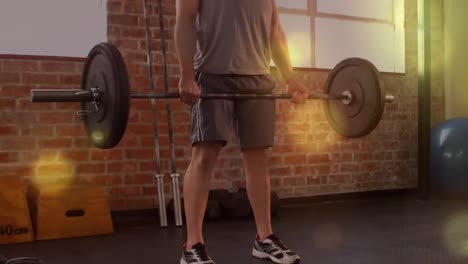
[277,0,406,73]
[0,0,107,58]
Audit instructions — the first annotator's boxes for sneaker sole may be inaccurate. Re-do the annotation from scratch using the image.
[252,248,299,264]
[180,257,215,264]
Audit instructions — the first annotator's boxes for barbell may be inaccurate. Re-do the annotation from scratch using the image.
[30,42,395,149]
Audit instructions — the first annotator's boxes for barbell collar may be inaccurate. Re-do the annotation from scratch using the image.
[385,94,395,103]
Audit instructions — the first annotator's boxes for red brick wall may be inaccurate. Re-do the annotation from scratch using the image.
[0,0,443,211]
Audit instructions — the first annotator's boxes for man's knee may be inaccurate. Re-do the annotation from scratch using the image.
[242,148,270,167]
[191,142,224,171]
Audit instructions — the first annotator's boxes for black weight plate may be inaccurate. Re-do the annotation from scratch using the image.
[225,190,252,219]
[205,201,223,221]
[208,189,231,202]
[5,257,46,264]
[271,191,280,217]
[324,58,385,138]
[81,43,130,149]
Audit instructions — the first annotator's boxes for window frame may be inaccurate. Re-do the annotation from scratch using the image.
[277,0,402,72]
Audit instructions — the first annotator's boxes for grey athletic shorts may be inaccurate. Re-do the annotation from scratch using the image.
[191,72,277,150]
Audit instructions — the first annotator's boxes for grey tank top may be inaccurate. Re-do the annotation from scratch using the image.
[194,0,273,75]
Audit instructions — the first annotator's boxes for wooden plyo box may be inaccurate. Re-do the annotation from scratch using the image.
[0,177,34,244]
[29,183,114,241]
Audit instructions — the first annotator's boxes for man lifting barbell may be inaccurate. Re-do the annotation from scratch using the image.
[29,1,394,263]
[175,0,306,263]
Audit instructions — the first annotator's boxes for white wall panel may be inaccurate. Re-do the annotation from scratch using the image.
[394,0,405,72]
[276,0,308,10]
[317,0,394,21]
[0,0,107,57]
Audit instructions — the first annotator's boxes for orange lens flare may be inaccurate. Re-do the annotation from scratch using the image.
[443,213,468,257]
[33,153,74,187]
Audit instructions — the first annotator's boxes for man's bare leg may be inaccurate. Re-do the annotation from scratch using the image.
[184,142,224,248]
[242,148,273,240]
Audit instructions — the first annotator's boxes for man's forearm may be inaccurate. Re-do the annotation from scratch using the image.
[175,18,197,79]
[270,29,294,82]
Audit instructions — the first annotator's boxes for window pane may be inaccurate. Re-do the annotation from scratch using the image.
[0,0,107,57]
[317,0,394,21]
[315,17,402,72]
[279,14,312,68]
[276,0,308,10]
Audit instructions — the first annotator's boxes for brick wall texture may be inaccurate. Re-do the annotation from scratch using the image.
[0,0,444,211]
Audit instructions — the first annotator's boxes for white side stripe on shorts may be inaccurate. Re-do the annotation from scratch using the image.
[196,73,203,142]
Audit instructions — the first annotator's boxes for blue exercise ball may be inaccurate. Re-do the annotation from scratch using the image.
[431,118,468,194]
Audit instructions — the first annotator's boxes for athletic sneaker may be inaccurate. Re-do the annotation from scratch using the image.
[252,234,301,264]
[180,243,215,264]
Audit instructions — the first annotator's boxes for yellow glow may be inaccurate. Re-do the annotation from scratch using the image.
[282,106,340,151]
[443,213,468,257]
[445,0,468,118]
[394,0,405,29]
[417,0,426,77]
[283,109,309,145]
[91,130,105,145]
[287,32,311,68]
[33,153,74,187]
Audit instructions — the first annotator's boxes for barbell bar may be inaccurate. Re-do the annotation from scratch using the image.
[30,42,396,149]
[31,90,395,103]
[133,93,396,102]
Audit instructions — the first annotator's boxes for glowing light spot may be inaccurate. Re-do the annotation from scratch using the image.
[91,130,105,145]
[282,109,339,152]
[33,153,74,188]
[439,128,452,147]
[443,213,468,257]
[287,32,312,68]
[464,242,468,252]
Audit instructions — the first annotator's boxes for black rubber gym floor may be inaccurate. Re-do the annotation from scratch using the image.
[3,197,468,264]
